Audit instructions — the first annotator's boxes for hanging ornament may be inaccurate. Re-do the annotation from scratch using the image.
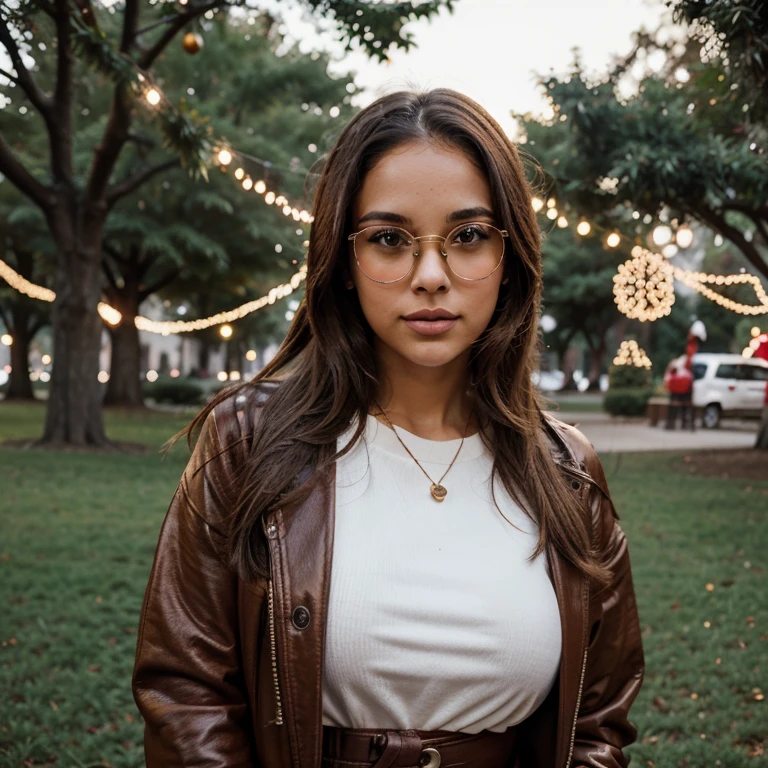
[182,32,203,55]
[613,246,675,322]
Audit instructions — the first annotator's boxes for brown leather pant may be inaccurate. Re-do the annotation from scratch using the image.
[322,726,518,768]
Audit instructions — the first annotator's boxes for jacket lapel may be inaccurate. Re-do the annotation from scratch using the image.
[266,459,337,768]
[546,541,589,767]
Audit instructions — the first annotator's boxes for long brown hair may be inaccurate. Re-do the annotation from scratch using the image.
[180,89,610,586]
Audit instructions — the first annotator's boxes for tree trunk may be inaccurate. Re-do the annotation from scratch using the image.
[756,407,768,450]
[41,203,108,445]
[586,335,607,391]
[4,306,36,401]
[198,339,211,377]
[104,280,144,407]
[104,315,143,406]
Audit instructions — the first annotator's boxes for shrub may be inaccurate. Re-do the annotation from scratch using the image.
[608,363,652,389]
[143,377,204,405]
[603,388,652,417]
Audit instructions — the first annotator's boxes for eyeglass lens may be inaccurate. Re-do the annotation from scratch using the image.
[353,223,504,282]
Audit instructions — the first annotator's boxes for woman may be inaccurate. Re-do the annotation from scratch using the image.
[132,89,644,768]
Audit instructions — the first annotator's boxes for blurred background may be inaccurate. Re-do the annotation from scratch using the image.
[1,1,766,765]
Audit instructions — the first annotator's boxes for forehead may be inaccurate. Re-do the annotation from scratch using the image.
[352,140,493,223]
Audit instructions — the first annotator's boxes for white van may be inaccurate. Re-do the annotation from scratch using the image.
[691,353,768,428]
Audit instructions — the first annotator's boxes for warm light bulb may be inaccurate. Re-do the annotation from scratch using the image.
[219,324,233,339]
[254,180,266,194]
[217,149,232,166]
[1,334,12,346]
[557,216,568,228]
[606,233,621,248]
[531,197,544,213]
[246,350,257,362]
[577,221,591,236]
[546,208,558,220]
[675,225,694,249]
[234,168,245,180]
[145,89,161,106]
[652,225,673,246]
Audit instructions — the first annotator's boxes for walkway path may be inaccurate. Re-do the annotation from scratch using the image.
[546,410,758,454]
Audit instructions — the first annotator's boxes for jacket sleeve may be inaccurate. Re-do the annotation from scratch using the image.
[572,447,645,768]
[132,401,257,767]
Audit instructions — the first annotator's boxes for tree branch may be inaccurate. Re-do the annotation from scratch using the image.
[695,204,768,281]
[105,158,180,207]
[121,0,141,53]
[0,66,20,85]
[0,132,54,211]
[51,0,74,182]
[102,253,121,292]
[140,266,181,301]
[0,9,53,117]
[137,1,226,69]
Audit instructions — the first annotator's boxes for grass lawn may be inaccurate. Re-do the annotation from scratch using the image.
[1,401,766,767]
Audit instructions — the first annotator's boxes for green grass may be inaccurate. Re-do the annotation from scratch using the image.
[1,402,766,767]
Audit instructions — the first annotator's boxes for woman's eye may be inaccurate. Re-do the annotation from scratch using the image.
[453,225,486,245]
[370,230,407,247]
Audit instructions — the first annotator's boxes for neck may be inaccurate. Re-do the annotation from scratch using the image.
[372,343,477,441]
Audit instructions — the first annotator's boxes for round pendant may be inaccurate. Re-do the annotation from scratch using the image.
[430,483,447,502]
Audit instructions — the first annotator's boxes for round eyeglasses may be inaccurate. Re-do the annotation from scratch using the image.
[347,222,509,283]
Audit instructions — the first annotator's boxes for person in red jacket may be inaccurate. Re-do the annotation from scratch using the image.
[664,362,694,430]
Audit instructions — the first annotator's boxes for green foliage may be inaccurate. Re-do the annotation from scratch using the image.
[603,387,653,416]
[609,363,652,389]
[671,0,768,120]
[143,377,205,405]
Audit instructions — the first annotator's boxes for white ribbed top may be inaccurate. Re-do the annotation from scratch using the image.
[322,414,562,734]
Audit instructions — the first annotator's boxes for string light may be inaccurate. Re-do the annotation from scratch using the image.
[534,207,768,318]
[613,339,652,369]
[0,257,308,335]
[532,197,544,213]
[613,247,676,322]
[557,216,569,228]
[546,208,558,220]
[576,221,591,236]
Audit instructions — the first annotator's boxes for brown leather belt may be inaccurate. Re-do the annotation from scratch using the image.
[322,725,518,768]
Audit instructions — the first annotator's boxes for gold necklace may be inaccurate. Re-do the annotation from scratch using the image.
[373,402,476,502]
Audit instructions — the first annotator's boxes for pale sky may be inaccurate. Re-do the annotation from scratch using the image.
[279,0,668,137]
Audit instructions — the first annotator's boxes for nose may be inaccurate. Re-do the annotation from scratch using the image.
[410,238,450,293]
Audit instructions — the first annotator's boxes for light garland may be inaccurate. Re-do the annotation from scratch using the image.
[613,339,652,369]
[535,202,768,319]
[613,247,676,322]
[132,72,316,238]
[0,257,307,335]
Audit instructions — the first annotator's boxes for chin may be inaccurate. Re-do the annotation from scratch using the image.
[391,342,469,369]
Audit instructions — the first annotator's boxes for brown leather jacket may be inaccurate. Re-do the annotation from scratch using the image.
[132,394,644,768]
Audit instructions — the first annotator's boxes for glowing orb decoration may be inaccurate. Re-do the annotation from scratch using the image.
[182,32,203,55]
[613,247,675,322]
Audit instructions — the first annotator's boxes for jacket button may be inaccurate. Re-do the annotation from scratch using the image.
[292,606,311,630]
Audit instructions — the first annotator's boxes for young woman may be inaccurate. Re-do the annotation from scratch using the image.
[132,89,644,768]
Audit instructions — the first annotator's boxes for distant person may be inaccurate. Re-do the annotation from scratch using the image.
[132,89,644,768]
[664,361,694,430]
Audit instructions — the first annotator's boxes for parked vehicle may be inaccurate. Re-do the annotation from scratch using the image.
[691,353,768,428]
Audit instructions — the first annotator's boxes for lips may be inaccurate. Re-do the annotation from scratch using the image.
[402,309,459,336]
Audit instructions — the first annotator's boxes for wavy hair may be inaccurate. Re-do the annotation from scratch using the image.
[178,89,610,586]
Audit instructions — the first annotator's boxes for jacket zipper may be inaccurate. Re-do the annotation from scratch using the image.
[267,579,284,725]
[263,515,284,726]
[564,645,588,768]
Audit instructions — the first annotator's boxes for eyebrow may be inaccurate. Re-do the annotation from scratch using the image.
[356,206,496,227]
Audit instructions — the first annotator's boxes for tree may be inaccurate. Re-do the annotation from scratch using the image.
[97,18,353,405]
[0,189,53,400]
[540,226,621,389]
[0,0,452,446]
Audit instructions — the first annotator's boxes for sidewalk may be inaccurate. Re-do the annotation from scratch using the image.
[546,409,758,453]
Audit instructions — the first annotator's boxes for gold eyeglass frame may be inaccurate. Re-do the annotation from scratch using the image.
[347,222,509,284]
